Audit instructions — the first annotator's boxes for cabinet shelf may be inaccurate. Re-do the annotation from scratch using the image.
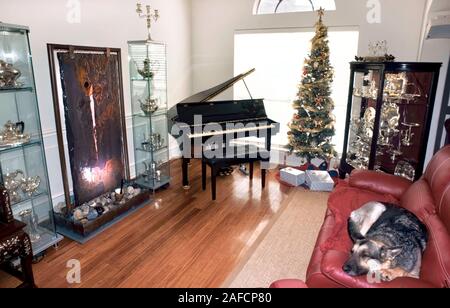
[11,190,49,208]
[131,77,167,83]
[383,98,427,106]
[132,108,168,119]
[353,94,377,100]
[29,226,63,255]
[135,175,170,190]
[0,86,34,94]
[0,139,41,155]
[136,145,168,155]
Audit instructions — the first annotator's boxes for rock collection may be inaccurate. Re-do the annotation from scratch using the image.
[69,186,142,224]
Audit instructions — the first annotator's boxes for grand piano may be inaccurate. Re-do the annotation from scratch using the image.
[168,69,280,189]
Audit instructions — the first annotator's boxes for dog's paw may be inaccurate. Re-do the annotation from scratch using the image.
[379,269,395,282]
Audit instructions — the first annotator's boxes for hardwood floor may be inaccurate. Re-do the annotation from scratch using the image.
[0,159,296,288]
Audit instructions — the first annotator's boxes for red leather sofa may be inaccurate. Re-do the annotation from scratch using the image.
[273,145,450,288]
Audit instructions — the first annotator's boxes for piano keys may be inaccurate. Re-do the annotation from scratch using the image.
[168,69,280,189]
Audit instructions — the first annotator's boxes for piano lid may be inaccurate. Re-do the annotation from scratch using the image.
[179,68,255,104]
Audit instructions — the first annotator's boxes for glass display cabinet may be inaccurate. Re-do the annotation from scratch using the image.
[128,41,170,191]
[0,23,62,255]
[340,62,441,181]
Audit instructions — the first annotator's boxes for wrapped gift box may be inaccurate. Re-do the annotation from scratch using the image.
[280,167,305,186]
[305,170,335,192]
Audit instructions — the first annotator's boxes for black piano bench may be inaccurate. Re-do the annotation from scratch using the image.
[201,146,269,201]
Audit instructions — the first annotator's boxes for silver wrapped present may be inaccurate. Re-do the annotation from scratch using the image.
[280,167,306,186]
[305,170,335,192]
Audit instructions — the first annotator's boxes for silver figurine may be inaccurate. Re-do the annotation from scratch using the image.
[0,60,22,88]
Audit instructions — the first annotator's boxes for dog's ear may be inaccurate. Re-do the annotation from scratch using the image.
[380,246,403,260]
[348,217,365,243]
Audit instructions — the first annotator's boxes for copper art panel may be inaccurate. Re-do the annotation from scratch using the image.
[56,51,126,206]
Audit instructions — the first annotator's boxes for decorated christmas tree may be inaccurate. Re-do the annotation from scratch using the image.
[288,8,337,161]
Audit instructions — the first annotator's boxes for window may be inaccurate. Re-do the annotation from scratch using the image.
[234,29,359,154]
[254,0,336,15]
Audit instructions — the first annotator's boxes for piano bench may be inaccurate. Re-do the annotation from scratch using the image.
[201,156,268,201]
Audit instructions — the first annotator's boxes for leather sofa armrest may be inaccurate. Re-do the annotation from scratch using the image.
[349,170,412,200]
[269,279,308,288]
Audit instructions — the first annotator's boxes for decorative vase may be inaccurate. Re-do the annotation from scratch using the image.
[19,209,41,242]
[137,58,154,79]
[3,170,24,203]
[139,97,159,115]
[21,176,41,197]
[0,60,22,88]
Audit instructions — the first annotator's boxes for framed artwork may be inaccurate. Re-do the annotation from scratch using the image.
[47,44,129,211]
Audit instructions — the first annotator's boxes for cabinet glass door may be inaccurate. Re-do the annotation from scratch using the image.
[346,69,382,170]
[374,70,435,180]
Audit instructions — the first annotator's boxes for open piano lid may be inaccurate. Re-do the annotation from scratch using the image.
[179,68,255,104]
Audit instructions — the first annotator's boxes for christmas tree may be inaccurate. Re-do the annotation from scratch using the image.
[288,8,337,161]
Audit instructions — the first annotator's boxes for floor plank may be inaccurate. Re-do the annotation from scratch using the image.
[0,159,295,288]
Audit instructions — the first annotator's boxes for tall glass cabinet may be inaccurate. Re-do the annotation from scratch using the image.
[0,23,62,255]
[128,41,170,191]
[340,62,441,181]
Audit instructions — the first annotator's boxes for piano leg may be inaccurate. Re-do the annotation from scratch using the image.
[202,161,207,191]
[261,127,270,189]
[249,162,254,181]
[211,165,217,201]
[182,158,190,190]
[261,168,266,189]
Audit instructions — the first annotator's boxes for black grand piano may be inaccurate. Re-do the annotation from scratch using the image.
[168,69,280,189]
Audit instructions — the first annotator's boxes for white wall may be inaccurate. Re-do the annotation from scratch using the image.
[420,0,450,164]
[191,0,427,98]
[0,0,192,205]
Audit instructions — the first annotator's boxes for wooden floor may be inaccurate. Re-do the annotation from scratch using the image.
[0,159,296,288]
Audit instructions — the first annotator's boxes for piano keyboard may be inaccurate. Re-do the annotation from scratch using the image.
[187,124,277,139]
[188,117,271,128]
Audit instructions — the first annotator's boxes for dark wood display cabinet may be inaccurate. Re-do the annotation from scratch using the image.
[340,62,441,181]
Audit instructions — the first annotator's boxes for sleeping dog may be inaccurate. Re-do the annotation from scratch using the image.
[343,202,428,282]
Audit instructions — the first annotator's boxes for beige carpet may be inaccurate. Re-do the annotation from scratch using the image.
[224,188,329,288]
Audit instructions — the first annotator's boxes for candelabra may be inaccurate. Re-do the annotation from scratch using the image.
[136,2,160,42]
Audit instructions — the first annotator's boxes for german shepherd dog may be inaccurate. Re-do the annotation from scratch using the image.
[343,202,428,282]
